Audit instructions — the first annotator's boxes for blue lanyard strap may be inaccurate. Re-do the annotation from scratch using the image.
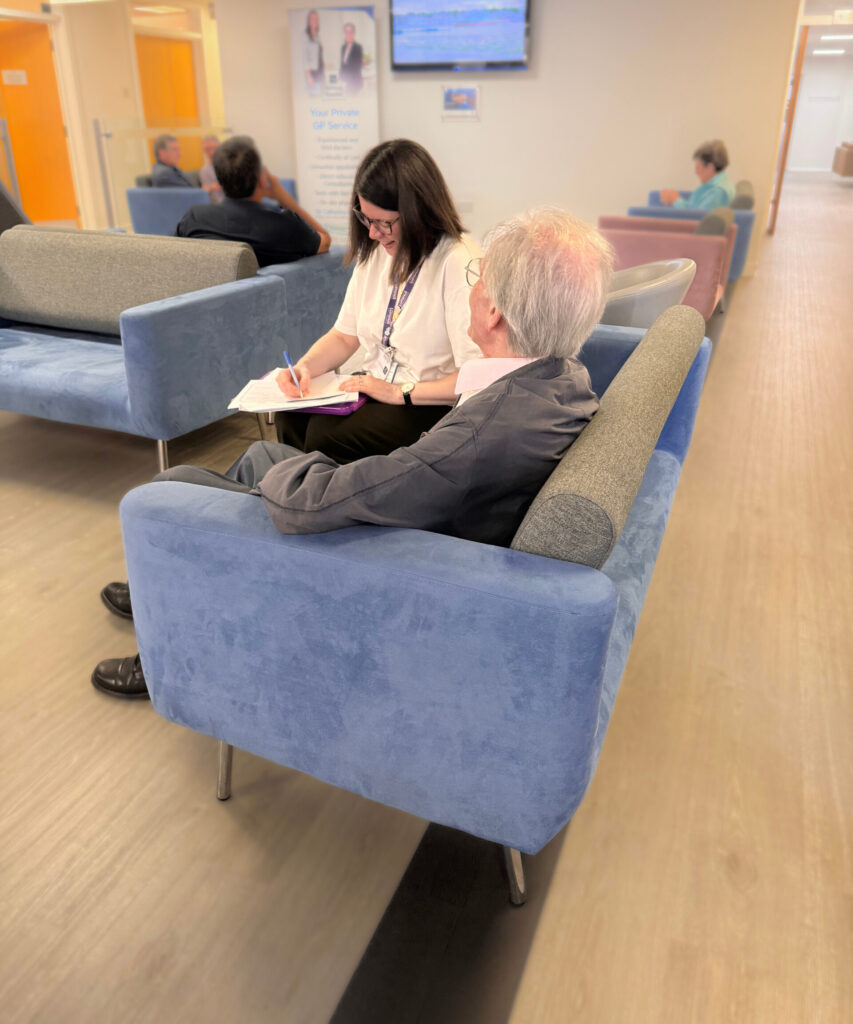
[381,261,423,348]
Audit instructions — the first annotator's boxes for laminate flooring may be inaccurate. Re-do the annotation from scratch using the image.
[1,173,851,1023]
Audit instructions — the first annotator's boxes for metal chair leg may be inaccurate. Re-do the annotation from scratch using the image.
[255,413,266,440]
[217,741,233,801]
[503,846,527,906]
[156,439,169,473]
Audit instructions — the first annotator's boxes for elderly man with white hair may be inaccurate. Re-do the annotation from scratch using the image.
[92,208,614,698]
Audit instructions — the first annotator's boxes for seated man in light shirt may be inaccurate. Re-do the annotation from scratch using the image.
[659,139,736,210]
[90,208,613,699]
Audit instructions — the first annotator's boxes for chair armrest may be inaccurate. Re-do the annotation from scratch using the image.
[258,247,353,359]
[600,230,726,320]
[600,215,700,234]
[120,275,287,439]
[629,205,702,221]
[120,482,618,852]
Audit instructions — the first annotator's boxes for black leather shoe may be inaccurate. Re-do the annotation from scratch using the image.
[101,581,133,620]
[91,654,149,700]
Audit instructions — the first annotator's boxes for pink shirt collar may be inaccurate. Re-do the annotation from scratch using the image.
[455,357,537,405]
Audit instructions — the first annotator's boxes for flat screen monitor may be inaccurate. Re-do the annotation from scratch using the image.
[390,1,531,71]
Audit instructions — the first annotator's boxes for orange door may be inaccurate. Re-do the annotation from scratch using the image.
[135,34,202,170]
[0,20,77,222]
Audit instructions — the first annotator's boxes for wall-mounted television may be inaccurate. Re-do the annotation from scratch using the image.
[390,1,531,72]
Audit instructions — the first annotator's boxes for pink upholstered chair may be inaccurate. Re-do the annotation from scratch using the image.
[598,214,737,320]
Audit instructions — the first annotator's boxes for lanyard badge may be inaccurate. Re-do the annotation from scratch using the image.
[380,261,423,355]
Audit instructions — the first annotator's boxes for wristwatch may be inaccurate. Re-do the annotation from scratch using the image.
[400,381,415,407]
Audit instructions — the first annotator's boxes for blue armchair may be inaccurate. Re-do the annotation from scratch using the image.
[126,186,209,236]
[120,307,711,903]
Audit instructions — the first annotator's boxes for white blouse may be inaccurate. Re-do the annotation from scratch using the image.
[334,234,482,384]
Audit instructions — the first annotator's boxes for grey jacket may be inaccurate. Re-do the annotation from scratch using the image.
[257,357,599,546]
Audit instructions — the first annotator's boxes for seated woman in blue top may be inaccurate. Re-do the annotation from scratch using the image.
[659,139,735,211]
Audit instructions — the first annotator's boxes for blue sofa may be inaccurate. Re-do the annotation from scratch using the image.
[126,186,210,236]
[119,306,711,902]
[127,179,299,236]
[628,191,755,281]
[0,228,351,470]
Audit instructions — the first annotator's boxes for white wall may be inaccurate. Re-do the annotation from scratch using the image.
[217,0,801,273]
[788,51,853,169]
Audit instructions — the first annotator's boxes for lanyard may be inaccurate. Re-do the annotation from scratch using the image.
[381,262,423,349]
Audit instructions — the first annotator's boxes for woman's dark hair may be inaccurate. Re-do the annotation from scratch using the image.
[693,139,729,172]
[347,139,464,281]
[212,135,261,199]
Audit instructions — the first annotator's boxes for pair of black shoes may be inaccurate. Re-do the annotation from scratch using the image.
[91,583,149,700]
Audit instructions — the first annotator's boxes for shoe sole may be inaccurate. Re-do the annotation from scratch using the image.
[100,589,134,620]
[90,671,150,700]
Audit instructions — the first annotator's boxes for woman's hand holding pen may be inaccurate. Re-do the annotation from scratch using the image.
[276,363,311,397]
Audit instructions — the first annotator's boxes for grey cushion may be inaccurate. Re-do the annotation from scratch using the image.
[731,180,754,210]
[0,226,259,335]
[695,205,734,236]
[511,304,705,569]
[135,174,153,188]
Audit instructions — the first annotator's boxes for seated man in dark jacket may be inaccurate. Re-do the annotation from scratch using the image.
[175,135,331,266]
[151,135,194,188]
[91,208,613,698]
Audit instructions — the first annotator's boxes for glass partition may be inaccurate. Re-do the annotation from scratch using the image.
[94,117,230,230]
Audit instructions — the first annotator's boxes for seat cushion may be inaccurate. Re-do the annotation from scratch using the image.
[0,323,133,433]
[0,226,259,335]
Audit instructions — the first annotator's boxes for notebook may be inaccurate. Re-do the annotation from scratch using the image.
[228,371,358,414]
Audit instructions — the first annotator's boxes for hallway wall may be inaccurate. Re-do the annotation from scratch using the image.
[217,0,802,273]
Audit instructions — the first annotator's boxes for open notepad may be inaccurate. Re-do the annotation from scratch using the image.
[228,371,358,413]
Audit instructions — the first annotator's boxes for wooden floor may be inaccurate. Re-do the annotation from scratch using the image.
[1,173,851,1022]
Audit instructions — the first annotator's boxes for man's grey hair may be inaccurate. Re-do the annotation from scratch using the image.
[153,134,177,159]
[482,208,614,360]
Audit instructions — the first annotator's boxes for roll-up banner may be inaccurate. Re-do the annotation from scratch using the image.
[289,7,379,245]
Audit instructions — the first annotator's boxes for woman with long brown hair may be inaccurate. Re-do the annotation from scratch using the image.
[275,138,481,463]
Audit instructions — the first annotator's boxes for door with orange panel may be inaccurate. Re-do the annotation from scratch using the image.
[135,34,203,171]
[0,20,78,223]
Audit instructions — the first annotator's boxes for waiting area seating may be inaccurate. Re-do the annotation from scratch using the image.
[0,179,30,234]
[599,210,736,320]
[0,227,351,469]
[627,180,755,281]
[126,186,209,236]
[120,305,711,903]
[128,177,299,235]
[600,258,695,328]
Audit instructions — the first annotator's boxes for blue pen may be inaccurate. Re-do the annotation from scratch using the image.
[283,350,303,398]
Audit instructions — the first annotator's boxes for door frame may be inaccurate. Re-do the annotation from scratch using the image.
[0,7,85,223]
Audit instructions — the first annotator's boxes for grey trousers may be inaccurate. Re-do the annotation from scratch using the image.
[154,441,305,492]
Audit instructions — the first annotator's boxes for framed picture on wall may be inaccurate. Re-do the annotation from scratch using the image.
[441,85,479,121]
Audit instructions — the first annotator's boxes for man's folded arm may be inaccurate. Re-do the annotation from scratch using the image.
[256,418,475,535]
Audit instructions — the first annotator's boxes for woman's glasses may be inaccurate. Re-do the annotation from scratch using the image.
[353,207,400,236]
[464,257,483,287]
